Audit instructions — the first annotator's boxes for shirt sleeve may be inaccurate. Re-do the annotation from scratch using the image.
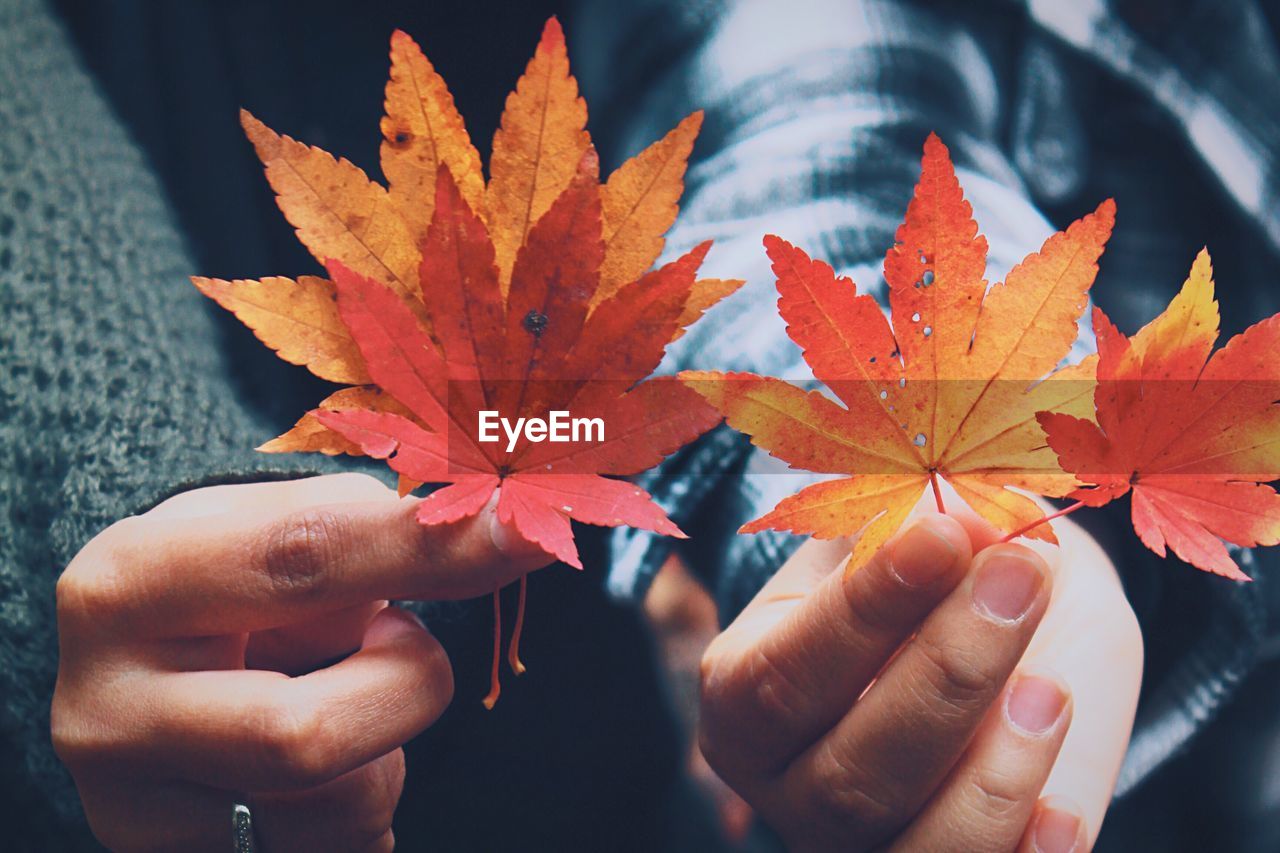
[577,0,1093,613]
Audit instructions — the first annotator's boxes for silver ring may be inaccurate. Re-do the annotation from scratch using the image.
[232,801,258,853]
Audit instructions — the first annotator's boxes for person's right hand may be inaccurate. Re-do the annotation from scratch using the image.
[52,473,550,852]
[697,503,1142,852]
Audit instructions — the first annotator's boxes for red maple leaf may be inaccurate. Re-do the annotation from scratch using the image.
[318,162,719,571]
[1038,250,1280,580]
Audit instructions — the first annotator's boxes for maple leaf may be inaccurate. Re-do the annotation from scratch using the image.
[681,134,1113,569]
[192,18,731,706]
[197,19,733,460]
[315,162,719,567]
[1037,250,1280,580]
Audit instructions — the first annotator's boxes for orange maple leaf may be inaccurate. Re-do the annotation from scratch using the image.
[191,18,736,706]
[1038,250,1280,580]
[317,163,720,571]
[193,19,737,467]
[682,134,1113,569]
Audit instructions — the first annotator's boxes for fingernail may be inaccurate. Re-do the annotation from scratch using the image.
[1006,674,1068,735]
[1033,799,1084,853]
[972,549,1045,621]
[889,517,960,587]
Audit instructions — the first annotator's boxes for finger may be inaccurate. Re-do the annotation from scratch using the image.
[135,607,452,791]
[75,775,234,853]
[144,473,397,520]
[361,831,396,853]
[74,767,401,853]
[1019,516,1141,847]
[699,515,971,783]
[245,601,387,675]
[80,487,550,637]
[1018,796,1088,853]
[780,543,1051,846]
[891,672,1073,852]
[925,479,1139,847]
[254,748,405,853]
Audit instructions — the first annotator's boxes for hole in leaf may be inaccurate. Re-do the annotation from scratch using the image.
[523,309,549,337]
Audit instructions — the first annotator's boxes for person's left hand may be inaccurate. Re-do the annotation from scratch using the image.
[696,498,1142,851]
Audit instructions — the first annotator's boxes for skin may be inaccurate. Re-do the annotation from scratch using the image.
[53,475,1141,852]
[52,474,551,852]
[696,489,1143,851]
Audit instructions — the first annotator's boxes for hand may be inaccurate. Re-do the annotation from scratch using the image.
[52,474,549,852]
[697,501,1142,852]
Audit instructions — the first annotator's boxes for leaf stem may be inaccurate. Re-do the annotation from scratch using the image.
[482,588,502,710]
[929,470,946,513]
[508,574,528,676]
[999,501,1086,543]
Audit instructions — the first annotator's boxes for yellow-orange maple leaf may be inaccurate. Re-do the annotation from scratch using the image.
[205,19,726,459]
[381,29,485,246]
[240,111,424,320]
[261,386,412,456]
[191,275,369,386]
[682,134,1113,569]
[597,111,704,307]
[485,17,591,291]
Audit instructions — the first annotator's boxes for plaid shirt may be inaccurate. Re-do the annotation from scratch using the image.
[577,0,1280,804]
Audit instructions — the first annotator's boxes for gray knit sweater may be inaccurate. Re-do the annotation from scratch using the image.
[0,0,325,845]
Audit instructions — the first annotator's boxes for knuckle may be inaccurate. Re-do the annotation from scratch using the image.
[748,644,810,729]
[915,633,1001,716]
[55,566,124,627]
[967,764,1025,824]
[697,629,821,783]
[50,701,108,769]
[696,643,751,778]
[57,522,145,627]
[52,677,140,771]
[699,634,730,690]
[362,829,396,853]
[696,639,733,721]
[695,723,726,778]
[54,566,98,624]
[696,657,733,774]
[253,702,335,788]
[843,571,906,638]
[419,639,455,712]
[261,509,350,600]
[809,741,901,829]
